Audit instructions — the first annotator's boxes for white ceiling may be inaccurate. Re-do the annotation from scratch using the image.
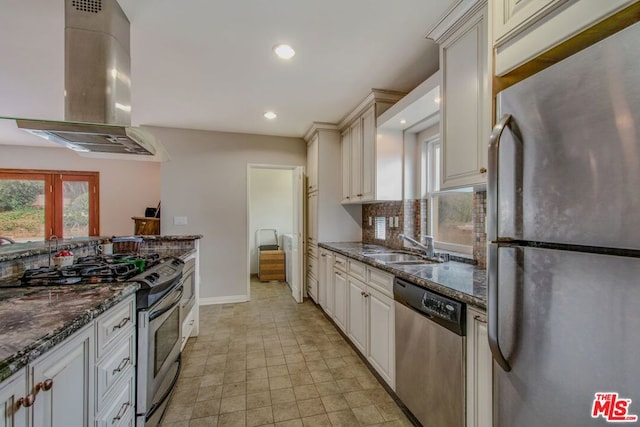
[0,0,455,144]
[117,0,454,137]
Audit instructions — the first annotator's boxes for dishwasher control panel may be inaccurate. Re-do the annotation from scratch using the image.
[421,291,462,323]
[393,277,465,335]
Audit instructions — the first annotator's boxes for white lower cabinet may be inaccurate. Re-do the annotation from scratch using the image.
[326,251,395,389]
[95,373,135,427]
[0,368,27,427]
[332,269,348,333]
[0,295,136,427]
[366,286,395,389]
[466,306,492,427]
[347,276,367,355]
[31,324,93,427]
[318,249,334,317]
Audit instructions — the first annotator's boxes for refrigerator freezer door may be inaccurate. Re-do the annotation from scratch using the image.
[492,245,640,426]
[494,21,640,250]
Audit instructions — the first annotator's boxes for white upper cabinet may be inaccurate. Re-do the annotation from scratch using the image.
[428,1,490,190]
[339,90,405,204]
[492,0,637,75]
[306,134,319,194]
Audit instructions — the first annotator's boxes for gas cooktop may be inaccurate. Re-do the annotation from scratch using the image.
[19,253,177,288]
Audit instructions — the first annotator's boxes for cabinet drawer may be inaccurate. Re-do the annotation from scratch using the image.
[366,266,394,298]
[95,372,134,427]
[307,243,318,259]
[181,307,196,350]
[306,271,318,302]
[307,256,318,279]
[96,333,135,412]
[96,297,135,359]
[347,259,366,282]
[334,255,347,272]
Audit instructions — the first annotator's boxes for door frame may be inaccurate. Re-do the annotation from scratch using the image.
[246,164,305,303]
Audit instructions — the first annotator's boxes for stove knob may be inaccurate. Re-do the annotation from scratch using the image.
[153,273,160,280]
[172,259,181,266]
[145,274,157,283]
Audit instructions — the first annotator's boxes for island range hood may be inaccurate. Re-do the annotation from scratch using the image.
[17,0,165,160]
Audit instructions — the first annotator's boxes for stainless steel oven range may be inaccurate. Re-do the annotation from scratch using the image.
[134,257,185,427]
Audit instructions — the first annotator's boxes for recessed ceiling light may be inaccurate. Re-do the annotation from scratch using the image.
[264,111,277,120]
[434,96,441,104]
[273,44,295,60]
[400,119,407,125]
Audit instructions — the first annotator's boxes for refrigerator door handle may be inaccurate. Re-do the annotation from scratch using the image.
[487,114,513,242]
[488,244,511,371]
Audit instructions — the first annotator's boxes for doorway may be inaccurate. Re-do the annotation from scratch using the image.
[247,164,304,303]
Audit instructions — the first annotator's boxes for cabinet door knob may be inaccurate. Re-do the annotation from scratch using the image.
[364,293,369,298]
[480,167,487,174]
[42,379,53,391]
[357,193,363,197]
[18,394,35,408]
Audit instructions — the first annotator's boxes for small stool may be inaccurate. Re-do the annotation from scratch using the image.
[259,250,285,282]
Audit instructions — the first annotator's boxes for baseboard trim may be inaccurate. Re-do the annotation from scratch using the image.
[199,295,248,305]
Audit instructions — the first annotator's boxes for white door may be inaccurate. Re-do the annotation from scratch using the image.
[291,166,305,303]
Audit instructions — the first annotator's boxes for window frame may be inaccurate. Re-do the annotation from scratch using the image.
[424,138,473,255]
[0,169,100,239]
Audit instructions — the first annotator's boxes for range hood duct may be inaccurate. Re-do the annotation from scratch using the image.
[17,0,163,159]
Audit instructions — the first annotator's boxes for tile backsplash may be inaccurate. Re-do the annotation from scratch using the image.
[362,190,487,267]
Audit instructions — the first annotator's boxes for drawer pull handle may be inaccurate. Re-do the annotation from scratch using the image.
[112,317,130,331]
[112,402,130,424]
[357,193,363,197]
[113,357,130,375]
[474,315,487,324]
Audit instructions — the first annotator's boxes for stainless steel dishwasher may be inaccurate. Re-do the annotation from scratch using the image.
[394,277,465,427]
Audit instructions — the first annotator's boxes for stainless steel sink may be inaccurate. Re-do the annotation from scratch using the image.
[362,251,445,265]
[386,260,437,266]
[363,252,425,263]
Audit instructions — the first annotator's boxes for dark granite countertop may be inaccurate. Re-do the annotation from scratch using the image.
[139,235,203,240]
[0,283,138,382]
[0,237,105,262]
[0,235,202,262]
[319,242,487,309]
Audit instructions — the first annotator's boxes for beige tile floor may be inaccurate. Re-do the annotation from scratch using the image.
[160,278,414,427]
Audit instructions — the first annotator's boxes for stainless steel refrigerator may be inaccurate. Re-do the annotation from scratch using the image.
[488,20,640,427]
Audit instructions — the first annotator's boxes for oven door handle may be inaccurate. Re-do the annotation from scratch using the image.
[145,355,182,421]
[149,286,184,321]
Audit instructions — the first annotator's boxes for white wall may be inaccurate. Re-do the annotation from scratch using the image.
[249,168,293,274]
[150,126,306,302]
[0,145,161,235]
